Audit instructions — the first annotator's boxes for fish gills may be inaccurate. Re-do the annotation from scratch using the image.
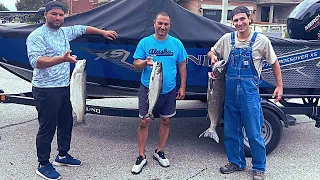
[70,59,87,125]
[144,62,163,119]
[199,60,226,143]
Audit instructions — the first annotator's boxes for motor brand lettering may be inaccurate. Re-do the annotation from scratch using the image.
[305,14,320,32]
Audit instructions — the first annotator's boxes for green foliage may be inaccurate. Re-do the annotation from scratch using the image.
[15,0,68,11]
[0,3,9,11]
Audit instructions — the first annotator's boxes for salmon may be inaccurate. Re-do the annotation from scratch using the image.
[144,61,163,119]
[199,60,227,143]
[70,59,87,124]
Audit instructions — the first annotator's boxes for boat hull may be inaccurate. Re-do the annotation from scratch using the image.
[1,35,320,98]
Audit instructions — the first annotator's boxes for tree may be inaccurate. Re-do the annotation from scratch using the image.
[15,0,68,11]
[0,3,9,11]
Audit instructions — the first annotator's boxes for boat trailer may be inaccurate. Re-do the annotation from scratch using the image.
[1,91,320,157]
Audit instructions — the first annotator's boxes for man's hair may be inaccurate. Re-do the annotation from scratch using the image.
[45,1,68,13]
[153,12,171,23]
[231,6,250,19]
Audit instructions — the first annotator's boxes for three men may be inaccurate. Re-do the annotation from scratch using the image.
[25,2,283,179]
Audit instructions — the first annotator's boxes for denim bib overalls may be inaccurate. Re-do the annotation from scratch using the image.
[224,32,266,172]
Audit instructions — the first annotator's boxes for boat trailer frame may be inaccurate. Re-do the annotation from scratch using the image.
[1,91,320,128]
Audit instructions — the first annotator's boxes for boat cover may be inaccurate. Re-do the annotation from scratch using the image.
[0,0,234,42]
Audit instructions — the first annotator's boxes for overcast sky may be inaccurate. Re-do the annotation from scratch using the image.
[0,0,17,11]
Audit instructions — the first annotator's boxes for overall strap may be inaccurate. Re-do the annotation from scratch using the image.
[249,32,258,47]
[231,32,236,47]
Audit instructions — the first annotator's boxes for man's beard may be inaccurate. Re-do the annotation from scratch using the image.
[47,21,63,29]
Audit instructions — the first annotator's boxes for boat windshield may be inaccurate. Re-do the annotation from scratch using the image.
[288,0,319,19]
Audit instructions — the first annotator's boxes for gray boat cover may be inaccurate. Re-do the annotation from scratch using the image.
[1,0,320,46]
[0,0,234,42]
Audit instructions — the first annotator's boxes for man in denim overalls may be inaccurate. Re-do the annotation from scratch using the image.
[207,6,283,180]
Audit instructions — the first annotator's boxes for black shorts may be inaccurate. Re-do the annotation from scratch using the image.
[138,84,176,119]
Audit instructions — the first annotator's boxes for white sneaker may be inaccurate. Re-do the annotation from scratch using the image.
[153,150,169,167]
[131,155,147,174]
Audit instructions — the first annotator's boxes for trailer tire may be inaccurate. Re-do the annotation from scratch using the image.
[243,108,283,157]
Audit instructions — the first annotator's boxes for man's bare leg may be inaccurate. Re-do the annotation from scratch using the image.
[138,118,151,156]
[157,117,170,151]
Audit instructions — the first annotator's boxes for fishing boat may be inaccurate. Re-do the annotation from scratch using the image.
[0,0,319,99]
[1,0,320,156]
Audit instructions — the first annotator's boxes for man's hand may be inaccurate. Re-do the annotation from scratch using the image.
[210,53,218,64]
[102,30,118,40]
[207,51,218,65]
[63,50,77,63]
[272,85,283,103]
[176,87,186,100]
[146,56,154,68]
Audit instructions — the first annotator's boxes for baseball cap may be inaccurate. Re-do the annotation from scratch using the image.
[231,6,250,19]
[45,1,68,13]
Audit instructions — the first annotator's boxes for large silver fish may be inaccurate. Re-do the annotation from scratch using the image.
[144,61,163,119]
[199,60,226,143]
[70,59,87,124]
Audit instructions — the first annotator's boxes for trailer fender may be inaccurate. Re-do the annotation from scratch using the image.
[261,99,288,127]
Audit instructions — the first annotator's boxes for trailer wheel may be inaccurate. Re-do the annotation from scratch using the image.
[243,108,283,157]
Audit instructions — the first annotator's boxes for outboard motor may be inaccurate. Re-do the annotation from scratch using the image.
[287,0,320,40]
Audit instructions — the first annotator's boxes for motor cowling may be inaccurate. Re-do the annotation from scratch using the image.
[287,0,320,40]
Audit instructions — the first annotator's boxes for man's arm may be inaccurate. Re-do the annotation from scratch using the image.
[207,34,225,65]
[133,57,153,70]
[271,60,283,102]
[263,35,283,102]
[36,50,77,69]
[177,61,187,100]
[27,33,78,69]
[85,26,118,40]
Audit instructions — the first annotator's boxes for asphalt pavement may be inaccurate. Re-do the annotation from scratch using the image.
[0,67,320,180]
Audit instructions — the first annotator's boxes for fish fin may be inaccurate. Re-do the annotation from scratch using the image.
[72,73,76,79]
[72,111,77,120]
[206,113,210,121]
[199,128,219,143]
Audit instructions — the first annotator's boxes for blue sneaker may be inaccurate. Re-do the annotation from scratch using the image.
[36,163,61,180]
[52,154,82,167]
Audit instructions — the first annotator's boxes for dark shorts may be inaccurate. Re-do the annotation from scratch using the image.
[138,84,176,119]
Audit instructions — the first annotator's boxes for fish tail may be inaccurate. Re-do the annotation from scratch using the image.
[76,117,86,124]
[73,120,86,126]
[211,132,219,143]
[150,113,155,121]
[199,128,220,143]
[143,113,153,120]
[72,113,86,126]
